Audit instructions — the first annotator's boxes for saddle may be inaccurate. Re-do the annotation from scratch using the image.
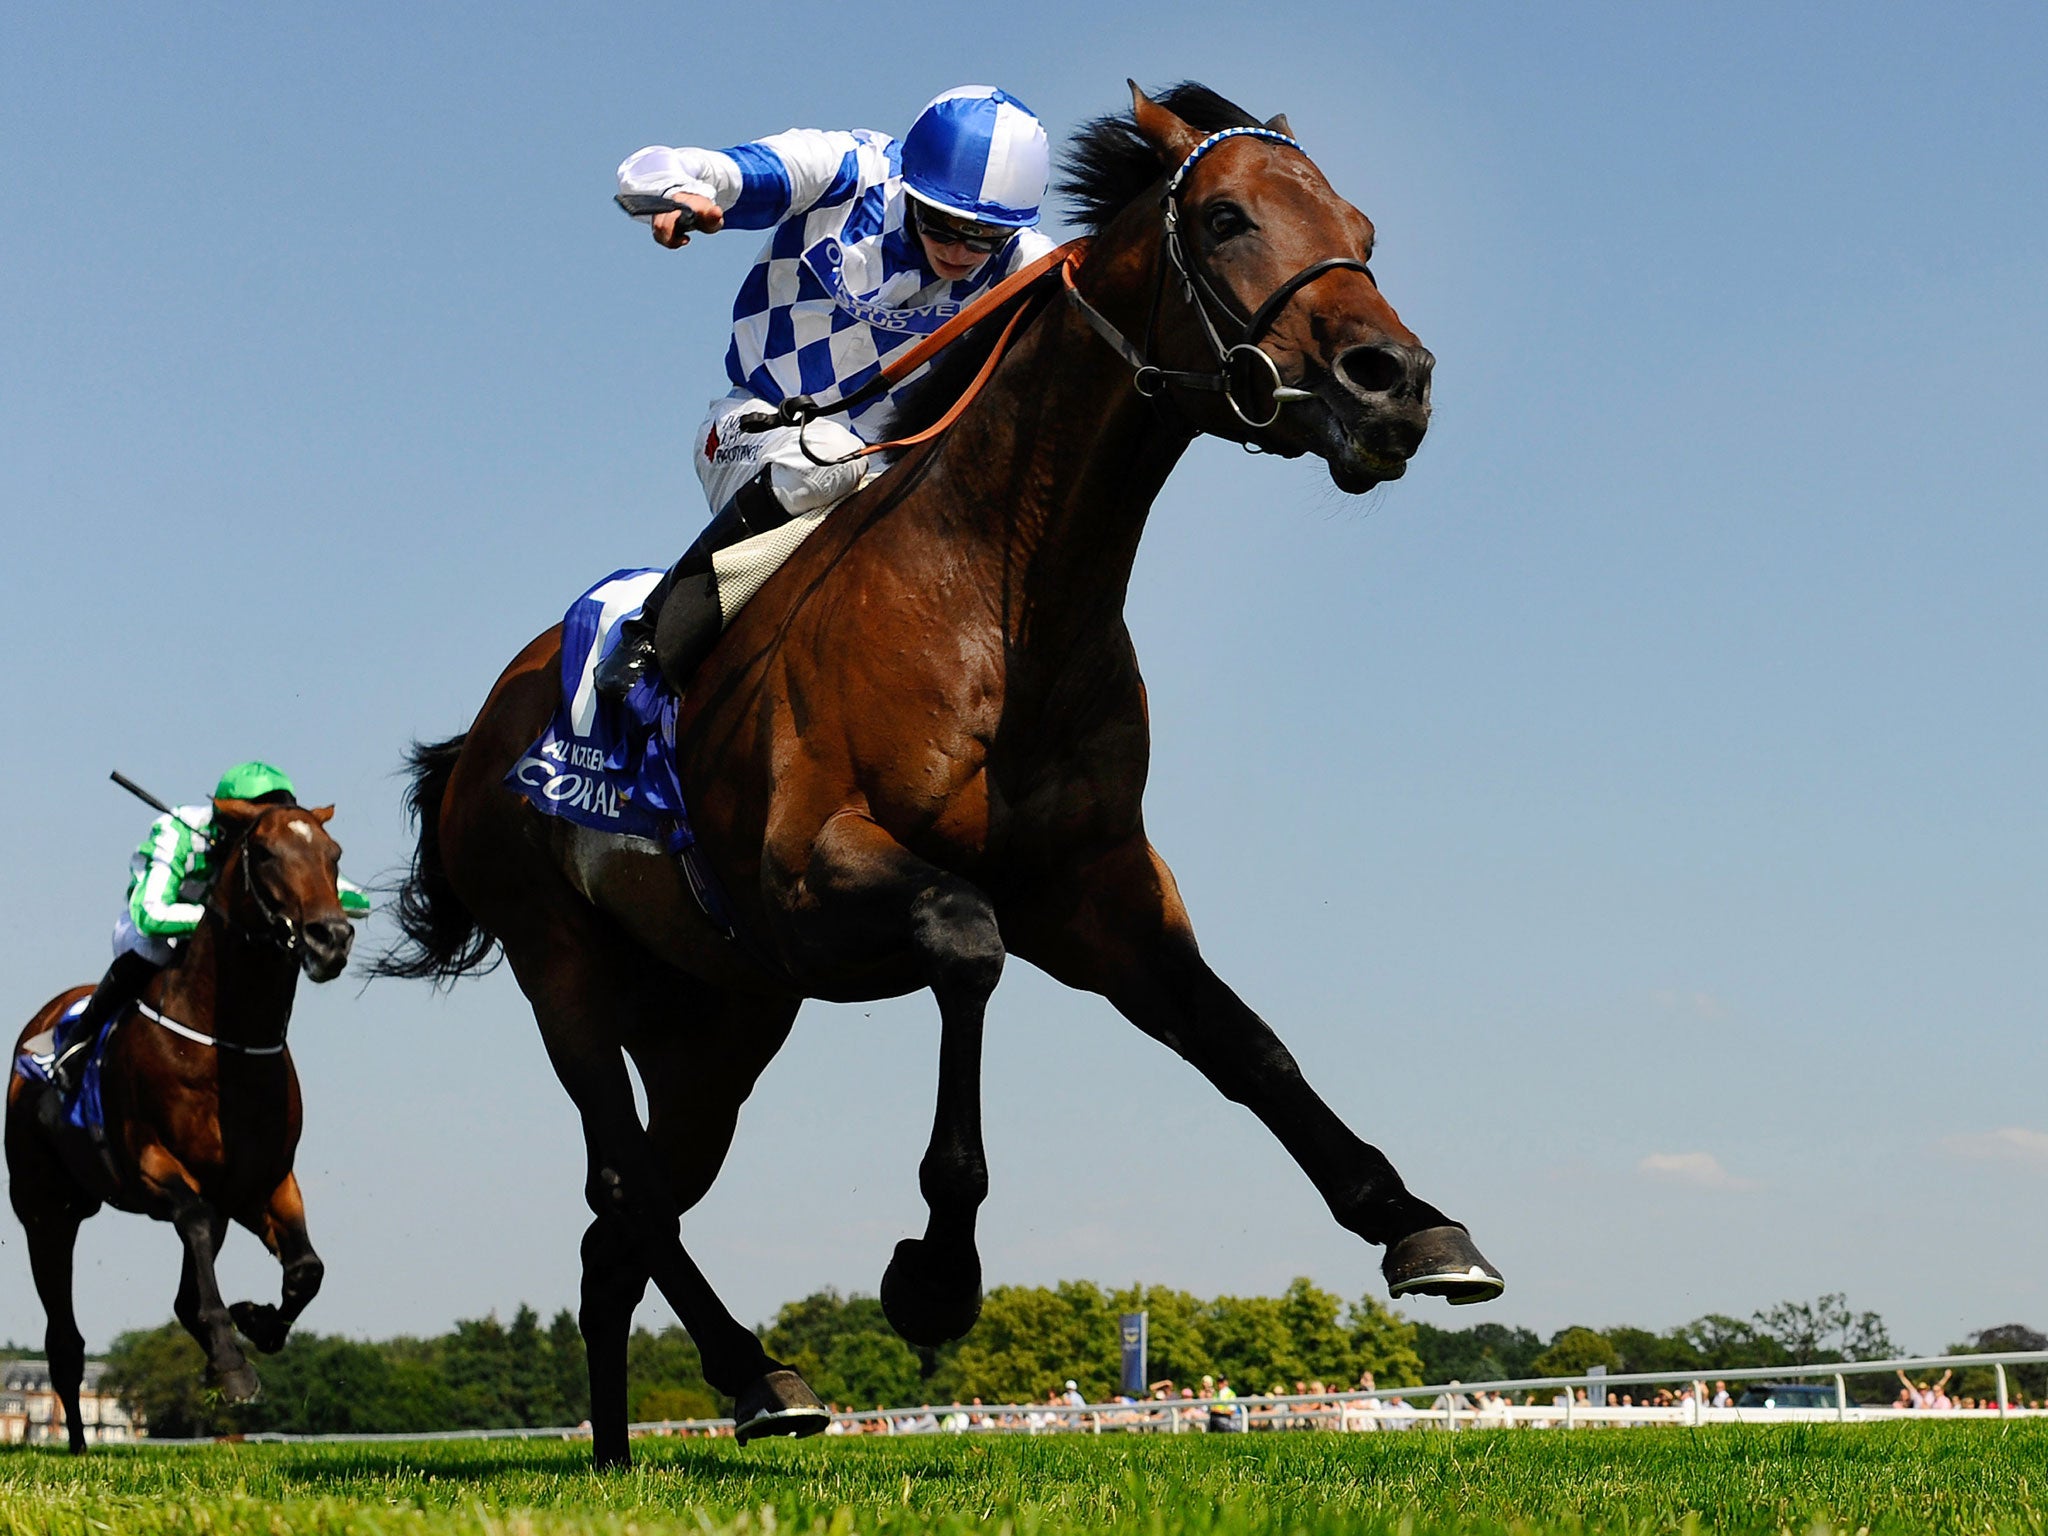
[16,997,124,1193]
[505,571,734,933]
[16,998,110,1131]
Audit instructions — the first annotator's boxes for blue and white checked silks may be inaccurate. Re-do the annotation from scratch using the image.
[618,120,1055,441]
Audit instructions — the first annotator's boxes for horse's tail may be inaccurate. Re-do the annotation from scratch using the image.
[370,734,500,984]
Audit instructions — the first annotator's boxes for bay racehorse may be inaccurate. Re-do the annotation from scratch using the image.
[376,82,1502,1467]
[6,799,355,1450]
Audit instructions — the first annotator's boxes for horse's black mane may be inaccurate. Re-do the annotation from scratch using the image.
[1057,82,1265,234]
[890,84,1264,440]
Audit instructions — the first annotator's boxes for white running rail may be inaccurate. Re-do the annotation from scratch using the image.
[187,1348,2048,1444]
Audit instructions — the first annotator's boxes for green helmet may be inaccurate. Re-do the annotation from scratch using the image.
[215,760,296,802]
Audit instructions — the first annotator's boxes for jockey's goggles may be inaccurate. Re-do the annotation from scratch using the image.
[911,202,1012,255]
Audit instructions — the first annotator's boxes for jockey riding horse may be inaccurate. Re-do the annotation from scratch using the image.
[9,766,364,1451]
[596,85,1056,699]
[50,761,369,1094]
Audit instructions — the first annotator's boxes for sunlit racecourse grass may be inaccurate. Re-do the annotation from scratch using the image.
[0,1423,2042,1535]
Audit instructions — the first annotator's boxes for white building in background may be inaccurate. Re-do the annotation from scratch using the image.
[0,1359,138,1445]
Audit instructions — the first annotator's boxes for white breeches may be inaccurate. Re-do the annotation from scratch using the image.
[111,913,179,967]
[692,392,876,619]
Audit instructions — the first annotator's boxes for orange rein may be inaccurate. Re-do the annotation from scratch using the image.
[755,238,1091,462]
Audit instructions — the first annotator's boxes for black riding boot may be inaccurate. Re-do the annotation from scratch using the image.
[594,468,796,701]
[50,950,159,1096]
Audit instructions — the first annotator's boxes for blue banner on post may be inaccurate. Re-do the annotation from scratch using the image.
[1119,1312,1148,1397]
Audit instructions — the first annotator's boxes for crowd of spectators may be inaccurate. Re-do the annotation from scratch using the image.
[810,1362,2045,1435]
[1887,1368,2038,1412]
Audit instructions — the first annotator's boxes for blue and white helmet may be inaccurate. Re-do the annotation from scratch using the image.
[901,86,1049,228]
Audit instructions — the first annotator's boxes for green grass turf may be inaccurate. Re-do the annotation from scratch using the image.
[0,1424,2040,1535]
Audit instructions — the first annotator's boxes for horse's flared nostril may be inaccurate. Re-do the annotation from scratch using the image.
[1337,344,1431,399]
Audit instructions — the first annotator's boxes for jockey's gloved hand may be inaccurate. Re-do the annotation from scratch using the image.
[337,876,372,919]
[652,191,724,248]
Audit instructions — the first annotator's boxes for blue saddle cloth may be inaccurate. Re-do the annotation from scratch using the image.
[507,570,734,932]
[13,997,114,1136]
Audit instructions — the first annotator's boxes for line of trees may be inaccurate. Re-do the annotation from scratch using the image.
[89,1284,2044,1435]
[1418,1292,1900,1384]
[766,1279,1424,1408]
[101,1305,717,1438]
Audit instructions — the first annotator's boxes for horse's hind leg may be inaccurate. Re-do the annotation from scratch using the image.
[231,1173,324,1353]
[504,931,821,1461]
[11,1092,101,1452]
[790,813,1003,1347]
[23,1216,90,1452]
[574,986,799,1466]
[576,1211,649,1470]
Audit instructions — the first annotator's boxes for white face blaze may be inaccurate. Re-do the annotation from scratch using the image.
[287,820,319,843]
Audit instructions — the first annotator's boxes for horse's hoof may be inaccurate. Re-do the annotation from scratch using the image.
[1383,1225,1505,1305]
[733,1369,831,1444]
[880,1235,982,1346]
[213,1359,262,1403]
[230,1301,290,1354]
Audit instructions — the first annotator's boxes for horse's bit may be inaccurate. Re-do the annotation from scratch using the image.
[1064,125,1378,431]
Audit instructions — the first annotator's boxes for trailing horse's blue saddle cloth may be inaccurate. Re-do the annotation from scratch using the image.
[507,571,733,933]
[14,996,114,1135]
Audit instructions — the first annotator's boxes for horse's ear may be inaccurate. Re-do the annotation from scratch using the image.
[211,797,265,828]
[1264,112,1294,137]
[308,804,335,825]
[1129,80,1203,166]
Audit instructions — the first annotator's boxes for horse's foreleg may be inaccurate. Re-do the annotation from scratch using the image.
[147,1149,261,1400]
[1015,839,1503,1303]
[232,1173,323,1354]
[797,813,1002,1346]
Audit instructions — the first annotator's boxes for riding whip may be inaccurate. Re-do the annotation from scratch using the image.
[109,771,210,836]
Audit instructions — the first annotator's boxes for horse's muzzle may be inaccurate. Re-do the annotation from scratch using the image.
[1311,394,1428,493]
[300,918,355,982]
[1302,342,1431,492]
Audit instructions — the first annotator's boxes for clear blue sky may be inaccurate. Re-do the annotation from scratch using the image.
[3,3,2043,1359]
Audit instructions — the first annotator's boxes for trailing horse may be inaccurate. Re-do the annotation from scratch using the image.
[6,799,356,1451]
[378,82,1502,1468]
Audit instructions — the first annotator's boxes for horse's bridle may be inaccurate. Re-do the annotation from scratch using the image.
[1064,126,1377,431]
[735,126,1372,461]
[206,820,304,958]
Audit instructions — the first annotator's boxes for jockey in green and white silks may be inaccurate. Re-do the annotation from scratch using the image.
[50,762,369,1089]
[593,86,1055,700]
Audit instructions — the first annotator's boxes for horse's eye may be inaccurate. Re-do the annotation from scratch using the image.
[1204,203,1249,241]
